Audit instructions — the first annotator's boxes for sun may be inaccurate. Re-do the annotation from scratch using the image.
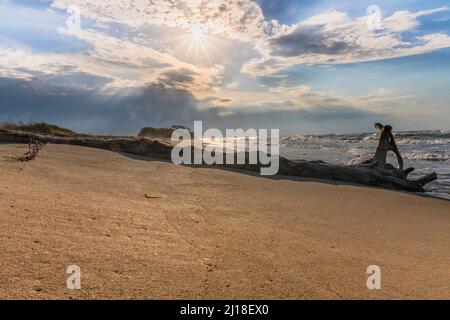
[174,22,221,65]
[191,24,204,42]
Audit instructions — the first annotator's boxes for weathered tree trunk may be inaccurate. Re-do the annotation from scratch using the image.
[273,123,436,192]
[0,124,437,192]
[362,123,404,169]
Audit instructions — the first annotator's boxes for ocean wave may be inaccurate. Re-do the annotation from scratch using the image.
[395,130,450,140]
[281,130,450,200]
[402,152,449,162]
[282,130,450,144]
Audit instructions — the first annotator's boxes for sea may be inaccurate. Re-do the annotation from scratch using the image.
[280,130,450,200]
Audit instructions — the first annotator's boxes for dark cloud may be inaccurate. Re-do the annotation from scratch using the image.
[159,68,196,86]
[204,105,388,134]
[270,24,354,57]
[0,77,392,135]
[0,77,198,135]
[256,0,317,20]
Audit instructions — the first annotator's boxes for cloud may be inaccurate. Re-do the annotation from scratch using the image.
[269,24,354,57]
[0,76,395,135]
[56,27,224,93]
[51,0,271,41]
[2,2,450,87]
[242,7,450,76]
[0,27,223,98]
[0,0,449,133]
[0,76,200,134]
[383,7,449,33]
[160,69,196,86]
[268,84,311,96]
[3,2,450,97]
[0,48,77,80]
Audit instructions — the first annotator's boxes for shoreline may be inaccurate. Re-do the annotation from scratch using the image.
[0,129,439,193]
[280,130,450,200]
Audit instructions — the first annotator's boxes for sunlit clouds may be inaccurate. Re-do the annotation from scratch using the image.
[1,0,450,133]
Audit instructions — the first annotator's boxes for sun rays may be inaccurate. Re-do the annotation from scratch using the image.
[173,22,220,66]
[190,23,204,42]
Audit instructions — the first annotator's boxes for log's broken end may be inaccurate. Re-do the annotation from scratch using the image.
[413,172,438,187]
[355,123,438,192]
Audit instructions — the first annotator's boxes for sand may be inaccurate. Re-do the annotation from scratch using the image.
[0,143,449,300]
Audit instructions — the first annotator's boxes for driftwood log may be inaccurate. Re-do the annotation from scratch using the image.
[0,124,437,192]
[363,123,404,169]
[275,123,437,192]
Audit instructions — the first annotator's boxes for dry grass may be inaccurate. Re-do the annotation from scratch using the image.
[138,127,174,138]
[138,125,190,138]
[0,121,77,137]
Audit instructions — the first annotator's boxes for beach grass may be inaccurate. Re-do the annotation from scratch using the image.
[0,121,77,137]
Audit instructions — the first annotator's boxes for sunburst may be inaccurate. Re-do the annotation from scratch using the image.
[174,22,219,65]
[191,24,204,42]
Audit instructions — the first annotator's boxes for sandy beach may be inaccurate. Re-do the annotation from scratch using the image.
[0,143,449,300]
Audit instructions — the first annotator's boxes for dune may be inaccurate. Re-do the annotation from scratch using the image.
[0,143,449,299]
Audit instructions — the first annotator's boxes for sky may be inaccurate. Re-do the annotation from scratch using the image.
[0,0,449,135]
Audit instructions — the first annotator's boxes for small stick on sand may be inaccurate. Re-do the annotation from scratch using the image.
[20,137,47,162]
